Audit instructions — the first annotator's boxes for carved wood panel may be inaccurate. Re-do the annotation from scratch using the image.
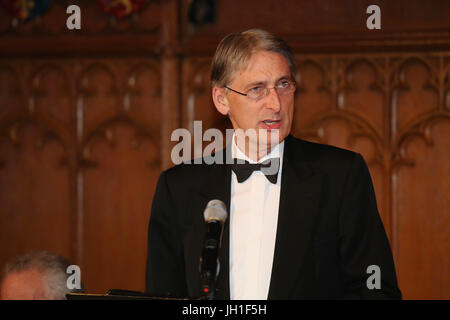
[79,60,162,293]
[0,121,72,272]
[395,120,450,299]
[0,58,163,293]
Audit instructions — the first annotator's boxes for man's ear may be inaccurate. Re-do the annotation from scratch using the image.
[212,86,230,116]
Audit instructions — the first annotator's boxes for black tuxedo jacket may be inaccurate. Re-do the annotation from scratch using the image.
[146,135,401,299]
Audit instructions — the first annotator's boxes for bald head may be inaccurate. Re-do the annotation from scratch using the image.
[0,251,83,300]
[0,269,50,300]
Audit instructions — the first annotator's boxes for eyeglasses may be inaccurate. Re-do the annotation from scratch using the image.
[224,79,296,100]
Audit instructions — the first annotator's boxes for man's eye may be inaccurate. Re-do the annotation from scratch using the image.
[249,86,264,93]
[277,80,290,88]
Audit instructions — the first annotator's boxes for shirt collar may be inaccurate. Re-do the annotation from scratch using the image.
[231,131,285,165]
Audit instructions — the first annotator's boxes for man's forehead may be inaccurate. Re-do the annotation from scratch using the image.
[3,269,44,284]
[231,50,290,84]
[1,269,47,299]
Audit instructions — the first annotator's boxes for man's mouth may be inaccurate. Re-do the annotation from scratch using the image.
[261,119,281,129]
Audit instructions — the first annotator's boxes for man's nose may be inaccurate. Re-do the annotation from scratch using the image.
[265,87,282,112]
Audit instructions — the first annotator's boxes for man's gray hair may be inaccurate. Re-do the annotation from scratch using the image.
[211,28,297,88]
[1,251,83,299]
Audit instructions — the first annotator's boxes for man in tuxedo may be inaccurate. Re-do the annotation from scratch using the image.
[146,29,401,299]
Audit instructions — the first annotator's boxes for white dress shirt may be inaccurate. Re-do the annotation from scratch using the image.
[229,135,284,300]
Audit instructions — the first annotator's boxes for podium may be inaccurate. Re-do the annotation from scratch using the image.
[66,289,197,300]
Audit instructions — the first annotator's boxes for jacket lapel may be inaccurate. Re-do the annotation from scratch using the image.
[268,135,325,299]
[185,149,232,299]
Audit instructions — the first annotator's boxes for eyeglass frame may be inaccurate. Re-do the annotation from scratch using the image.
[224,78,296,100]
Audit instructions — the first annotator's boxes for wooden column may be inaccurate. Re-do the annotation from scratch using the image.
[161,0,181,170]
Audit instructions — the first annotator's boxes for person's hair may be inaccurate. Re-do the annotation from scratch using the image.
[210,28,297,88]
[1,251,83,299]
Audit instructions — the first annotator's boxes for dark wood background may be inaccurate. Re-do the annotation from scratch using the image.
[0,0,449,299]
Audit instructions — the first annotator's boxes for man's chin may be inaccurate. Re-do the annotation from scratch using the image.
[263,129,288,144]
[255,129,285,156]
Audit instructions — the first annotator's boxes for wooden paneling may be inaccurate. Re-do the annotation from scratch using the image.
[82,123,161,292]
[0,0,449,298]
[78,59,162,292]
[0,113,73,275]
[180,0,450,54]
[0,58,163,293]
[395,120,450,299]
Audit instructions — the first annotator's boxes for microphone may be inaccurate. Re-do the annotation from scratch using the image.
[200,199,228,300]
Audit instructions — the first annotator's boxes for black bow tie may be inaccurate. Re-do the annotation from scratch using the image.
[231,158,280,184]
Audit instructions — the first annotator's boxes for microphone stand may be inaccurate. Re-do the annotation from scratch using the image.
[200,220,222,300]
